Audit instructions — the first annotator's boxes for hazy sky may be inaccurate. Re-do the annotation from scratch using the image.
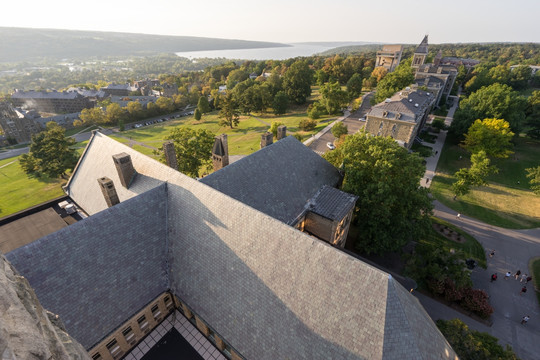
[3,0,539,44]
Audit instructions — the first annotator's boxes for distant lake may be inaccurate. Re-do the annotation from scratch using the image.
[175,44,333,60]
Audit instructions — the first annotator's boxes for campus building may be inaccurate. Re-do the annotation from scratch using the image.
[0,102,42,143]
[10,89,95,114]
[375,45,403,72]
[365,88,435,149]
[5,132,457,360]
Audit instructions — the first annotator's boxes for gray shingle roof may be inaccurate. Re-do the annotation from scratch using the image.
[415,35,429,54]
[369,89,435,123]
[307,185,358,220]
[200,136,342,225]
[8,132,457,359]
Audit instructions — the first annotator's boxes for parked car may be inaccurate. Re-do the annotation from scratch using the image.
[326,142,336,150]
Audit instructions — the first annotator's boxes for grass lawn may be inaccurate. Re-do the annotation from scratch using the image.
[530,257,540,304]
[0,156,65,218]
[431,136,540,229]
[431,217,487,268]
[109,109,335,156]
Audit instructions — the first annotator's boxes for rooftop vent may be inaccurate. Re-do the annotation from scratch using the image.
[409,99,413,102]
[426,92,430,96]
[415,103,419,107]
[405,87,411,91]
[385,98,391,103]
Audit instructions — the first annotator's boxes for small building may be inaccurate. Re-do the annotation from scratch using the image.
[365,88,435,149]
[0,102,42,143]
[100,83,137,96]
[10,89,94,114]
[375,44,403,72]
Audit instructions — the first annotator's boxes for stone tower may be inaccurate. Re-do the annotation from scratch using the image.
[97,177,120,207]
[163,141,178,170]
[212,134,229,172]
[112,153,136,188]
[260,131,273,148]
[412,35,429,69]
[277,125,287,140]
[433,50,443,66]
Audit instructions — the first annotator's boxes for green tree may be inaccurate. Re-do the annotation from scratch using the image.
[218,93,240,129]
[510,65,532,90]
[374,59,414,103]
[79,107,105,125]
[526,166,540,195]
[165,127,214,178]
[331,122,348,139]
[282,60,313,104]
[226,69,249,90]
[269,121,284,138]
[346,73,363,99]
[126,101,143,119]
[272,91,289,115]
[525,90,540,139]
[324,131,432,254]
[118,118,125,131]
[437,319,519,360]
[452,151,498,197]
[450,83,527,136]
[156,96,174,113]
[194,108,202,120]
[462,118,514,158]
[19,122,78,179]
[320,81,349,114]
[197,96,211,114]
[105,103,124,125]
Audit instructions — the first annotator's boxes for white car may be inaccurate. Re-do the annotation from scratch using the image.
[326,142,336,150]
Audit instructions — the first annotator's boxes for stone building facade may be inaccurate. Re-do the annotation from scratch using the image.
[10,90,94,114]
[375,44,403,72]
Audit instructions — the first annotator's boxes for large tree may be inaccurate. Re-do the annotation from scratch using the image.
[450,83,526,136]
[272,91,289,115]
[346,73,363,99]
[324,132,432,254]
[197,96,211,114]
[320,81,349,114]
[165,127,214,178]
[19,122,78,178]
[79,107,105,125]
[218,93,240,128]
[525,90,540,139]
[462,118,514,158]
[526,166,540,195]
[452,151,498,197]
[282,60,313,104]
[374,59,414,103]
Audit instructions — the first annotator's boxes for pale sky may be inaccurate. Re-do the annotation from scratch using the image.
[3,0,539,44]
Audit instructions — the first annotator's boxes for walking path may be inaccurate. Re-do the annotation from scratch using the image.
[414,90,540,359]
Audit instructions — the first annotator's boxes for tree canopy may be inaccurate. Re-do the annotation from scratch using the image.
[462,118,514,158]
[197,96,211,114]
[165,127,214,178]
[452,151,498,197]
[374,58,414,103]
[19,122,78,179]
[526,166,540,195]
[324,132,432,254]
[218,93,240,128]
[331,121,348,139]
[320,81,349,114]
[272,91,289,115]
[282,60,313,104]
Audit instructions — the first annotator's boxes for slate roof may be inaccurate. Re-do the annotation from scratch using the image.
[307,185,358,221]
[415,35,429,54]
[8,132,458,359]
[200,136,342,225]
[414,75,444,88]
[6,185,169,349]
[212,138,226,156]
[11,90,83,100]
[368,89,435,123]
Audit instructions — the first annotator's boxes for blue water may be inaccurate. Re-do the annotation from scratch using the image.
[175,44,333,60]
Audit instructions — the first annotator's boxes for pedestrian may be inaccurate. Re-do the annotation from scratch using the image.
[521,315,530,324]
[520,286,527,295]
[426,178,430,184]
[490,273,497,282]
[515,270,521,280]
[526,276,532,283]
[457,213,461,219]
[459,155,462,160]
[505,271,511,280]
[489,250,495,258]
[521,274,527,283]
[435,150,438,155]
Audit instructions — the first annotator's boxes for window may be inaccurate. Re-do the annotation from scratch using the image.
[122,326,136,345]
[151,304,161,321]
[391,124,397,138]
[92,353,102,360]
[106,339,122,359]
[377,121,384,136]
[164,295,174,311]
[137,315,148,332]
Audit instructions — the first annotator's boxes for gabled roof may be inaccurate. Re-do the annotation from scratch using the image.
[307,185,358,220]
[10,132,457,359]
[6,185,170,349]
[368,89,435,123]
[415,35,429,54]
[200,136,342,225]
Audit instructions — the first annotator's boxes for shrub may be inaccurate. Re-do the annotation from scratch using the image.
[461,288,494,319]
[299,119,317,131]
[443,279,465,302]
[432,118,447,130]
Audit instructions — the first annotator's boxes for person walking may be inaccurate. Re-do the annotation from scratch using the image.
[490,273,497,282]
[521,315,530,325]
[526,276,532,283]
[505,271,511,280]
[521,274,527,283]
[489,250,495,258]
[515,270,521,280]
[520,286,527,296]
[457,213,461,219]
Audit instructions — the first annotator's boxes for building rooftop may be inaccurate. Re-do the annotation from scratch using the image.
[7,132,457,359]
[307,185,358,221]
[368,89,435,123]
[415,35,429,54]
[200,136,342,225]
[11,90,84,100]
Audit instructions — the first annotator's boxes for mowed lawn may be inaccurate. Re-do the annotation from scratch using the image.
[0,156,65,218]
[431,136,540,229]
[109,109,335,156]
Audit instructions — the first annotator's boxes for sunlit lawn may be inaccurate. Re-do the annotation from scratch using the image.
[431,136,540,229]
[0,157,65,217]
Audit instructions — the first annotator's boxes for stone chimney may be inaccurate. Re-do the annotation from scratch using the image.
[260,131,273,148]
[212,134,229,172]
[112,153,136,188]
[277,125,287,140]
[163,141,178,170]
[97,177,120,207]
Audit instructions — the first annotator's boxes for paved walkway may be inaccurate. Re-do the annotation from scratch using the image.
[415,90,540,359]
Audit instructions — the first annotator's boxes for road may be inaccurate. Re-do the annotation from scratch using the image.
[307,92,373,154]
